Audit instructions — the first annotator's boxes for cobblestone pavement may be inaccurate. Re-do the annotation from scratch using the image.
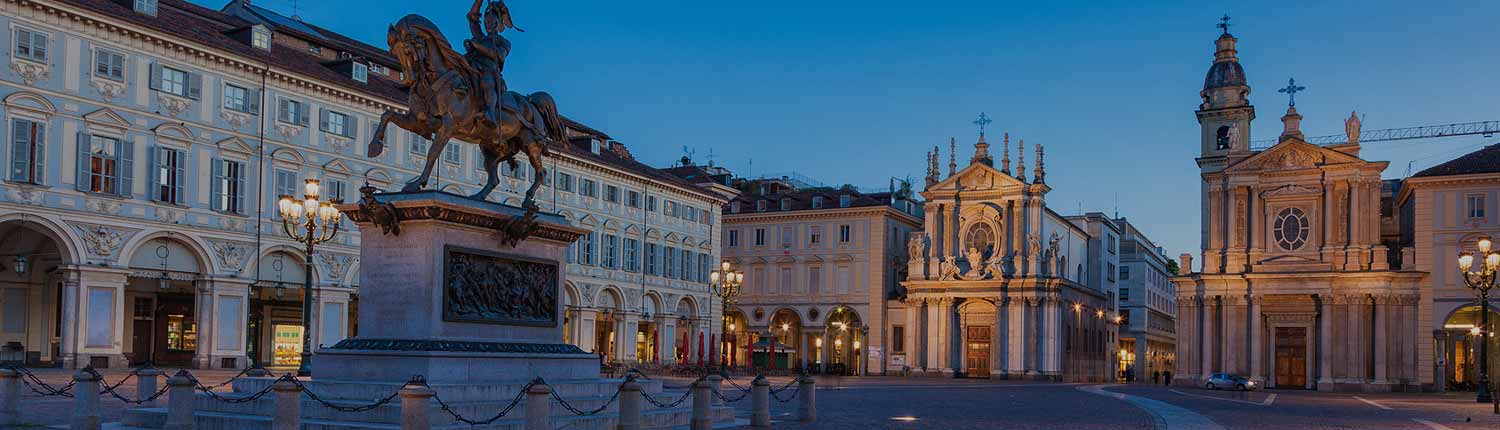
[15,368,1500,429]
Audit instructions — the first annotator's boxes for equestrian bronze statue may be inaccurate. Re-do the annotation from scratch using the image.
[368,0,566,210]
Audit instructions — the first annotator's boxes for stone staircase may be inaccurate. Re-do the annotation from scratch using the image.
[112,376,737,430]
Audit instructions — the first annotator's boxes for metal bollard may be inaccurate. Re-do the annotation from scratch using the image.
[271,379,302,430]
[399,377,434,430]
[164,370,195,430]
[617,375,641,430]
[0,368,18,426]
[706,374,723,407]
[690,378,711,430]
[136,368,162,408]
[524,381,552,430]
[797,376,816,423]
[71,368,102,430]
[751,375,770,428]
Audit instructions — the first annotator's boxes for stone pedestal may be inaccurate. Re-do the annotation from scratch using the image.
[315,191,598,383]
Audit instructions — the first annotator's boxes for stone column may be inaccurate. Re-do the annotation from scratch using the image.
[661,318,677,365]
[1346,296,1363,382]
[1008,298,1028,375]
[906,304,921,370]
[1046,299,1062,377]
[1318,295,1334,391]
[1032,298,1045,376]
[1205,184,1224,274]
[194,280,216,370]
[1374,295,1388,384]
[1249,296,1264,383]
[995,297,1010,377]
[925,300,941,372]
[1222,296,1243,375]
[1201,297,1216,379]
[59,276,81,369]
[577,309,599,354]
[936,299,955,376]
[619,314,638,363]
[1434,330,1449,392]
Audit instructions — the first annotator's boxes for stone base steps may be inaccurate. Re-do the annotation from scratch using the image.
[115,405,736,430]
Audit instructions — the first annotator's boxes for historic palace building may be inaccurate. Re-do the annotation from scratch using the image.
[0,0,724,369]
[1114,218,1176,382]
[1173,25,1427,391]
[897,133,1119,382]
[717,175,921,375]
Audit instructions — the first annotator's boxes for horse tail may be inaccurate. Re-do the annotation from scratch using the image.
[528,91,566,149]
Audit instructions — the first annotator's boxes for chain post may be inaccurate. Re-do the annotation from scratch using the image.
[271,378,302,430]
[690,377,712,430]
[618,374,642,430]
[797,375,816,423]
[524,380,552,430]
[164,371,195,430]
[70,368,102,430]
[136,367,162,408]
[400,375,435,430]
[706,374,723,407]
[751,375,770,428]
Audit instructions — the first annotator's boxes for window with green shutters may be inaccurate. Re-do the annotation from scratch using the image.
[9,119,45,185]
[319,108,354,138]
[149,63,200,99]
[150,146,186,205]
[277,98,310,126]
[223,84,260,114]
[211,159,246,214]
[624,238,639,272]
[76,133,131,197]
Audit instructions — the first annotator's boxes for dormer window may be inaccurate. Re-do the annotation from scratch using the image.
[251,25,272,51]
[780,198,791,211]
[839,195,852,208]
[756,200,766,212]
[812,196,824,209]
[731,201,741,213]
[589,139,601,154]
[133,0,157,16]
[369,63,387,75]
[351,62,369,83]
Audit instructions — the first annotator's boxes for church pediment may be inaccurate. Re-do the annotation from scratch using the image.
[1225,139,1367,174]
[925,162,1026,193]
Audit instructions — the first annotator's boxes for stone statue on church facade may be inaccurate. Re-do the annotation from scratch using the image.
[1345,110,1361,144]
[907,232,927,263]
[964,247,986,280]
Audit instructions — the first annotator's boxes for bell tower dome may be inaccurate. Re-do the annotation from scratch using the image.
[1197,16,1256,164]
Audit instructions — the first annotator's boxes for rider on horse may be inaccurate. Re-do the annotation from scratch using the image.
[464,0,517,130]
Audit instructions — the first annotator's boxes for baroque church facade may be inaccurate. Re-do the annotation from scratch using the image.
[895,134,1118,382]
[1173,26,1426,391]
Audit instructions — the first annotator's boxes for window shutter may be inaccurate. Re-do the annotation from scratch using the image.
[118,138,134,197]
[148,62,162,91]
[30,122,44,184]
[75,132,91,191]
[349,115,360,139]
[246,88,261,114]
[277,98,289,121]
[186,72,202,100]
[319,108,329,132]
[298,103,310,126]
[10,121,28,182]
[233,163,246,214]
[174,150,187,205]
[211,158,224,211]
[148,146,160,201]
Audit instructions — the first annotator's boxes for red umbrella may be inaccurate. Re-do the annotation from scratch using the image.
[709,334,717,367]
[697,332,705,365]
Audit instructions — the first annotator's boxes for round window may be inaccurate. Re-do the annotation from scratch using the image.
[965,223,995,255]
[1273,207,1310,251]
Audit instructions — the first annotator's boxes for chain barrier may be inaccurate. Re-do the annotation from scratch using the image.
[769,375,801,394]
[551,381,621,416]
[193,373,282,404]
[9,366,77,398]
[200,366,275,391]
[713,386,749,403]
[641,387,692,408]
[430,377,538,425]
[770,385,800,403]
[622,368,652,380]
[287,376,402,413]
[720,377,752,394]
[85,367,171,405]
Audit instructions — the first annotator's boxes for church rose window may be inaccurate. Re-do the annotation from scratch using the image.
[1274,207,1309,251]
[965,223,995,255]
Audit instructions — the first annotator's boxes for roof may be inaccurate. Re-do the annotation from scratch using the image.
[1413,144,1500,178]
[226,3,401,69]
[55,0,721,202]
[1203,60,1246,90]
[726,189,896,215]
[59,0,408,103]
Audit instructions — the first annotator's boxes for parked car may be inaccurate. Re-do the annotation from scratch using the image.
[1204,373,1257,391]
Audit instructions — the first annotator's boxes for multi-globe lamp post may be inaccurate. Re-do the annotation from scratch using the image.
[1459,236,1500,403]
[709,262,743,373]
[277,179,343,377]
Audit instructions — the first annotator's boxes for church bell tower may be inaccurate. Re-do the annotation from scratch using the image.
[1196,16,1255,172]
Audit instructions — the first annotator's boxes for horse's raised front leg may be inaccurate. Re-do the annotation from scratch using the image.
[471,149,501,200]
[404,130,450,192]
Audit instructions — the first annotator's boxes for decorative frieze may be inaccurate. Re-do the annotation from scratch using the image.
[206,239,253,272]
[68,222,139,261]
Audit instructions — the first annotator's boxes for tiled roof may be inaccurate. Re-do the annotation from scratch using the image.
[58,0,721,201]
[726,189,894,215]
[1413,144,1500,178]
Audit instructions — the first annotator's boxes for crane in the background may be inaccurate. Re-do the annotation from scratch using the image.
[1249,120,1500,177]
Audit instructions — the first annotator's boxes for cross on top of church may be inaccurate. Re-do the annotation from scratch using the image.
[1217,14,1231,34]
[973,112,993,135]
[1277,78,1307,107]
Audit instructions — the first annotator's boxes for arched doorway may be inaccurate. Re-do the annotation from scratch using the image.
[124,235,207,367]
[561,283,580,346]
[825,307,864,375]
[1443,305,1500,392]
[0,218,75,366]
[724,309,749,368]
[638,294,661,363]
[675,297,699,364]
[594,288,623,362]
[758,309,801,370]
[249,249,311,369]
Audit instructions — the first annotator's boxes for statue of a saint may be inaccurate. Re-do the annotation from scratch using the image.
[907,232,927,263]
[1345,110,1361,144]
[464,0,519,129]
[938,257,961,281]
[965,247,985,279]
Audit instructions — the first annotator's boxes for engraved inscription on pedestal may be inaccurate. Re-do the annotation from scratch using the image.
[443,245,558,326]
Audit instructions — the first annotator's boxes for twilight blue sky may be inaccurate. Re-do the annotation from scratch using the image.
[212,0,1500,256]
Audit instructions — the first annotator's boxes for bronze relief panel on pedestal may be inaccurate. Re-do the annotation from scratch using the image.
[442,245,559,327]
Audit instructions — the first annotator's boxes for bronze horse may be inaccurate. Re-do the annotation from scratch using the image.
[368,14,566,209]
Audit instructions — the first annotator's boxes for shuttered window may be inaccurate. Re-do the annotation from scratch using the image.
[277,98,310,126]
[9,119,45,184]
[223,84,261,114]
[211,159,246,214]
[75,133,131,197]
[149,63,201,99]
[150,146,186,204]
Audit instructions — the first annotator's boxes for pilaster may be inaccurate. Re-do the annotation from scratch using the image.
[1317,294,1334,391]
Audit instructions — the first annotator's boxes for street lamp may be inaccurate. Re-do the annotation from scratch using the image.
[277,179,343,377]
[709,262,742,373]
[1459,236,1500,403]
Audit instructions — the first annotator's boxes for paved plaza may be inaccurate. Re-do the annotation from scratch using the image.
[11,368,1500,429]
